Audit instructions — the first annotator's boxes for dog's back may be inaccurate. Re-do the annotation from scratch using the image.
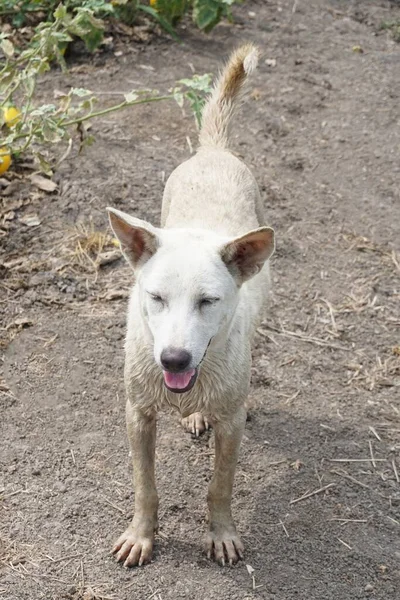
[161,44,265,235]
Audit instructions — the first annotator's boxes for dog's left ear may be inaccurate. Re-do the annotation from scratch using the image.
[107,207,160,270]
[221,226,275,283]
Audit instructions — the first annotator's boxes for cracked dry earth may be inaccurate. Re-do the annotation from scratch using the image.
[1,1,400,599]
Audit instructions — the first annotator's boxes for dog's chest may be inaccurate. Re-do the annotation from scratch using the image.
[126,352,248,421]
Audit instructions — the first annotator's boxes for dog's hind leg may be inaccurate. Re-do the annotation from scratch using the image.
[112,401,158,567]
[181,412,211,437]
[205,406,246,565]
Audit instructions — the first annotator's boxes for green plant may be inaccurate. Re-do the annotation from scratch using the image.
[0,0,114,28]
[192,0,237,32]
[173,73,213,128]
[145,0,239,33]
[0,4,213,175]
[0,0,242,37]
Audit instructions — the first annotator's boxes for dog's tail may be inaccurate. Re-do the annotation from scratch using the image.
[198,44,259,150]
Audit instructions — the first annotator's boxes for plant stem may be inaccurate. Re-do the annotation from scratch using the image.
[5,94,174,144]
[61,94,174,127]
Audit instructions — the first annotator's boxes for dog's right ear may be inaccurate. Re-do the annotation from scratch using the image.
[107,207,160,269]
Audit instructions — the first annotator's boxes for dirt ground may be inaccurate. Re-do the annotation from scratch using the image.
[1,0,400,599]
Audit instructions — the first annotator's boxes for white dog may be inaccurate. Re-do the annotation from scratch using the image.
[108,44,275,568]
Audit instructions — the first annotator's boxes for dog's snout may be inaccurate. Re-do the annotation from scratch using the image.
[161,347,192,372]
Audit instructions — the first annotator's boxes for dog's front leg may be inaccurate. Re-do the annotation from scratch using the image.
[113,400,158,567]
[205,406,246,565]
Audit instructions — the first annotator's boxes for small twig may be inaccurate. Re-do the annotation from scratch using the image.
[42,333,58,348]
[186,136,193,154]
[392,459,399,484]
[320,298,337,332]
[330,518,368,524]
[314,465,323,486]
[329,458,386,463]
[0,488,27,499]
[42,553,82,565]
[290,483,335,505]
[279,518,289,538]
[147,590,161,600]
[80,559,84,592]
[259,326,347,351]
[9,569,71,585]
[256,328,280,345]
[369,426,382,441]
[100,495,125,514]
[337,538,352,550]
[266,459,287,467]
[331,469,370,490]
[368,441,376,469]
[285,390,300,405]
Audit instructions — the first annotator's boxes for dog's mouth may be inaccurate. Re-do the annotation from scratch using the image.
[163,368,198,394]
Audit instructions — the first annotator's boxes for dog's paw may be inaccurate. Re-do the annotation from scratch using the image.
[204,525,244,566]
[112,525,154,567]
[181,412,210,437]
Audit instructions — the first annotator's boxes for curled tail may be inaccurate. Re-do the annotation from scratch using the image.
[199,44,259,150]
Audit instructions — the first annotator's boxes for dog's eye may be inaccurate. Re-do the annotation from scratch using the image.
[199,297,220,308]
[148,292,164,303]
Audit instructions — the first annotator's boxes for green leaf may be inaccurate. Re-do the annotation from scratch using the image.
[178,73,213,92]
[192,0,222,32]
[68,9,105,52]
[54,4,68,20]
[152,0,188,24]
[37,59,51,75]
[138,5,181,42]
[80,134,95,151]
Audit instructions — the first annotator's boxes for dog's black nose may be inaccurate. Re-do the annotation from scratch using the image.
[161,348,192,372]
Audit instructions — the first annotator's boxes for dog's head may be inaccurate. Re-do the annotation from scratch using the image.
[108,208,274,394]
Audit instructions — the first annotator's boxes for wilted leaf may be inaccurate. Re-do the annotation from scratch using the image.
[70,87,93,97]
[124,91,139,103]
[246,564,255,575]
[30,104,57,117]
[172,91,184,108]
[30,174,58,192]
[35,153,53,177]
[1,38,14,58]
[98,250,121,266]
[7,317,34,330]
[19,214,41,227]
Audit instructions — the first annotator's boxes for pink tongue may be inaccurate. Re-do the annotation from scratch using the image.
[163,369,195,390]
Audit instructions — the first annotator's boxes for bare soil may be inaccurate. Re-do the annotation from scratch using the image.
[1,1,400,599]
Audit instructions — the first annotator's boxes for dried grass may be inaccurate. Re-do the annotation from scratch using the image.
[68,224,120,276]
[346,353,400,390]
